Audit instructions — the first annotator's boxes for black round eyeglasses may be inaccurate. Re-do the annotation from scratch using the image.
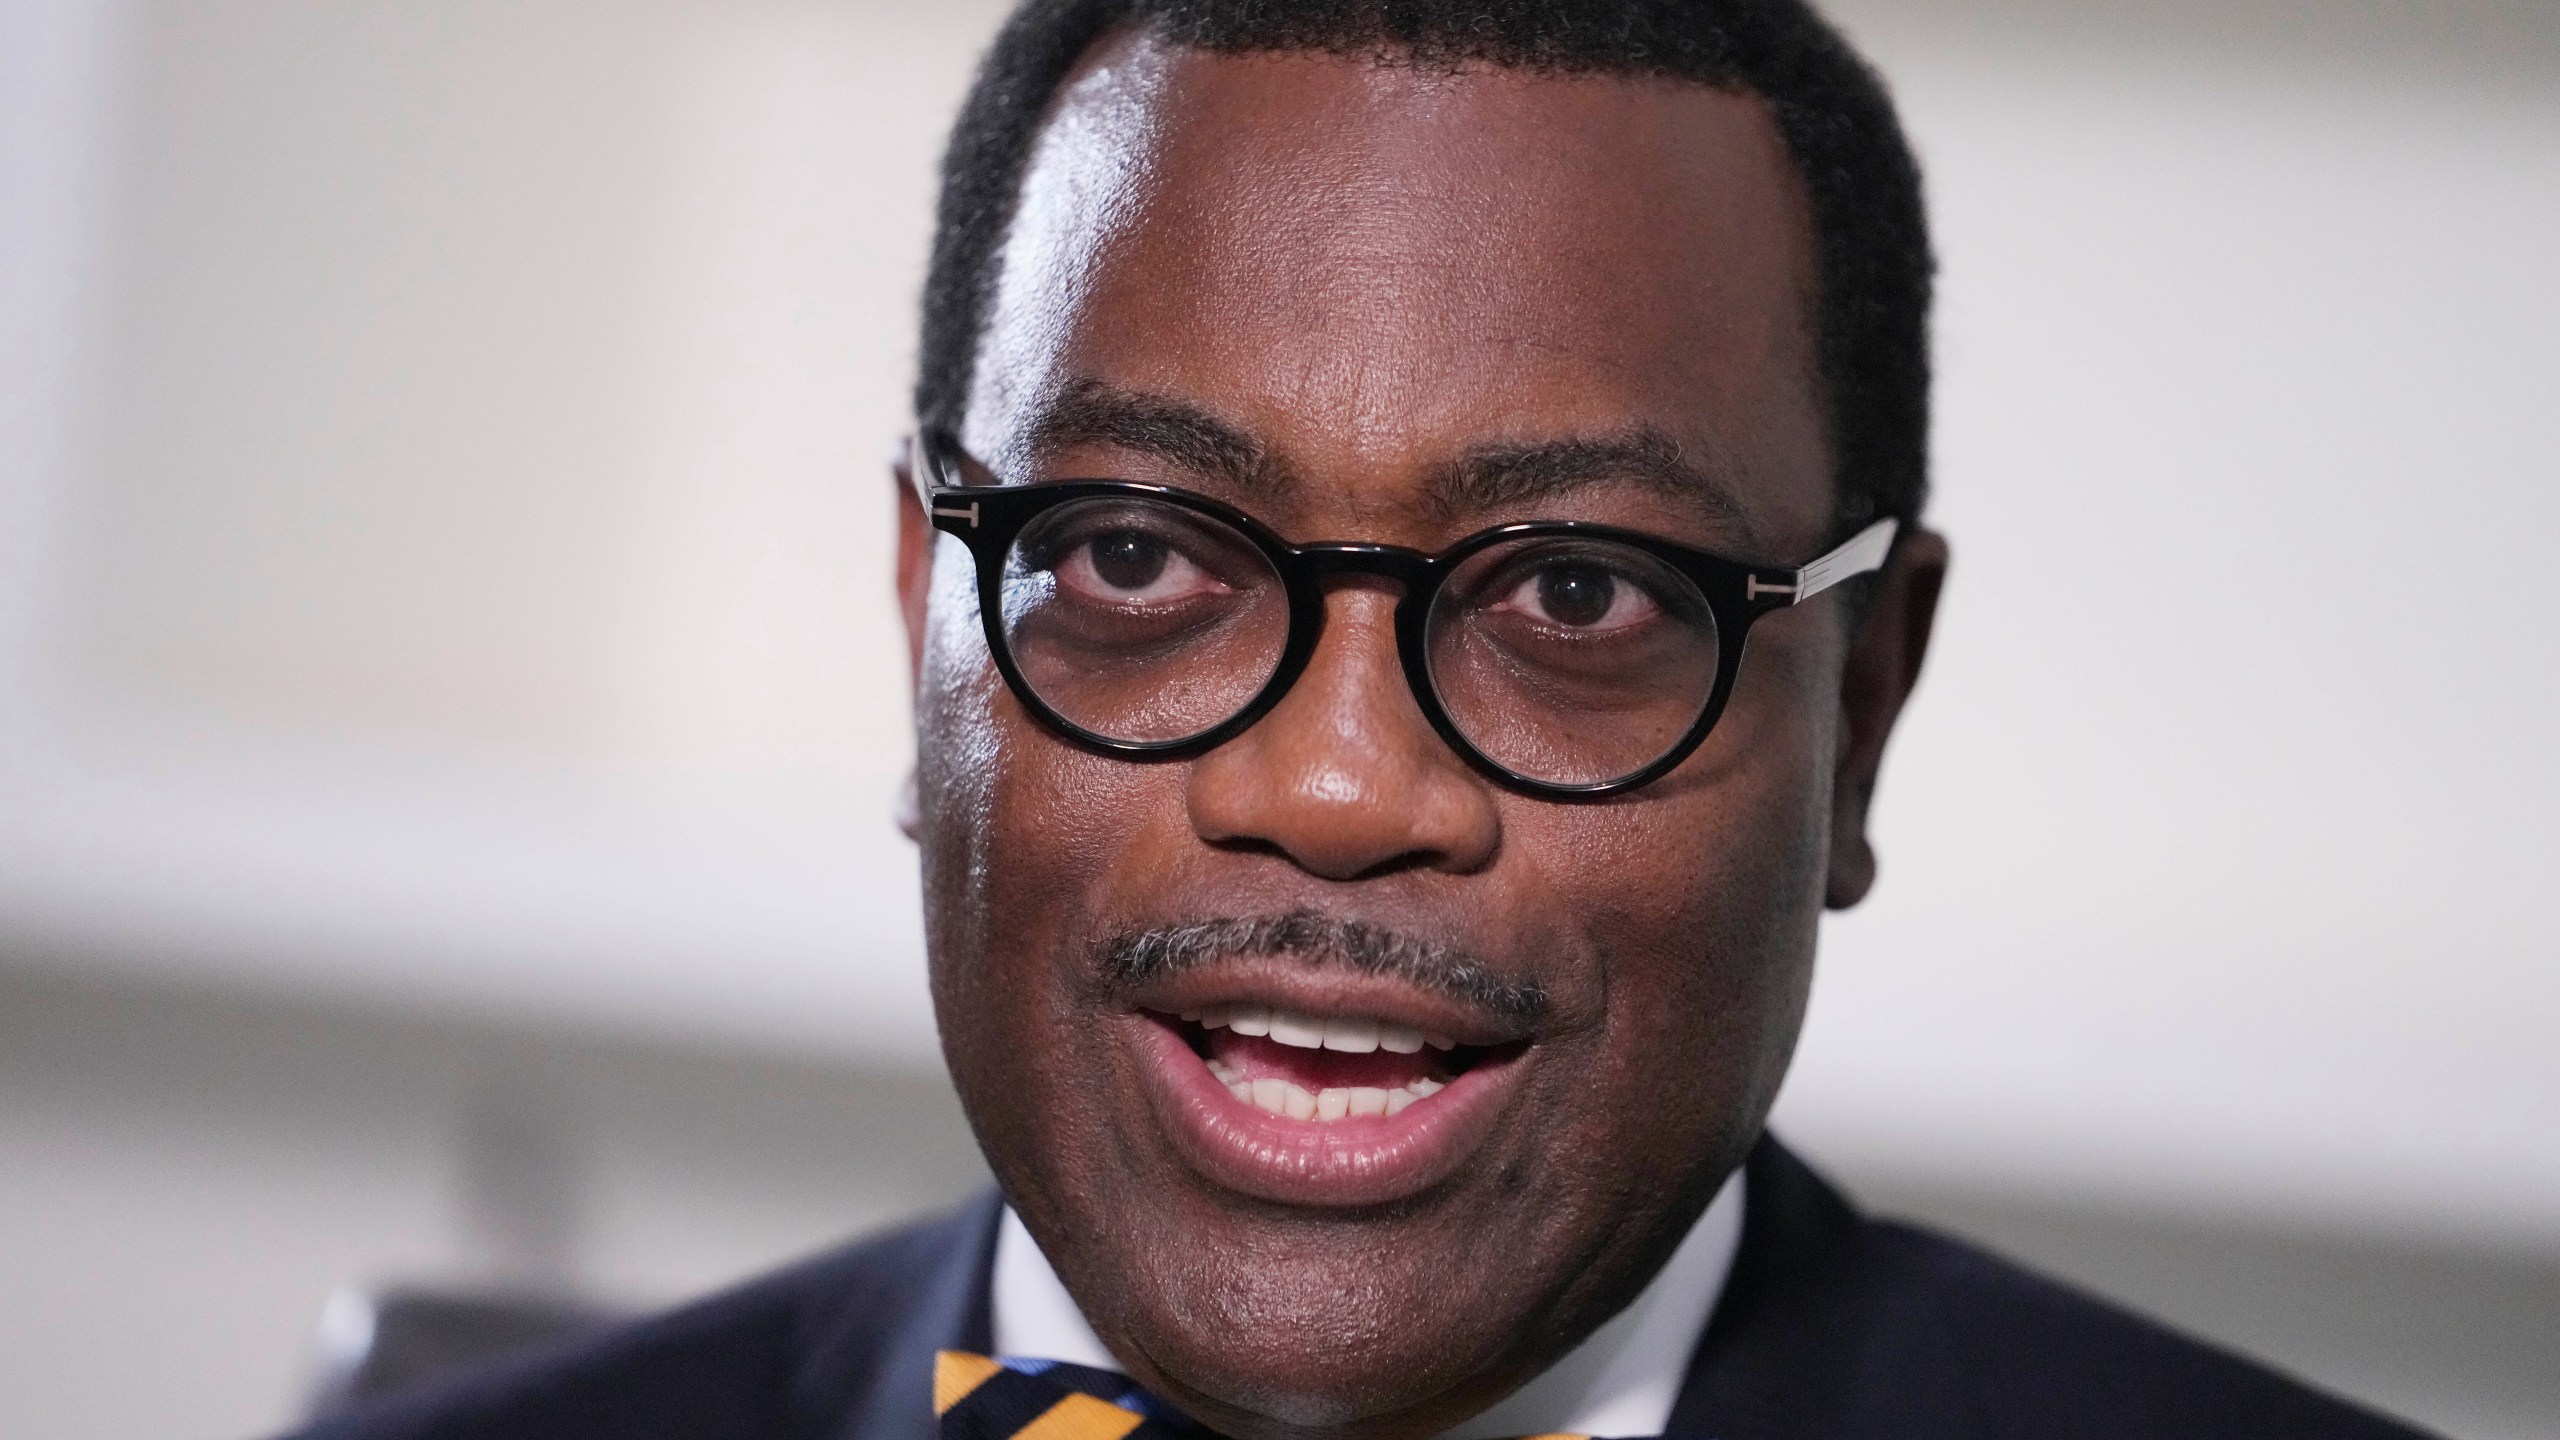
[914,430,1897,801]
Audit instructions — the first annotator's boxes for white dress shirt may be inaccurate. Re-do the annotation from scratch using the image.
[991,1170,1745,1439]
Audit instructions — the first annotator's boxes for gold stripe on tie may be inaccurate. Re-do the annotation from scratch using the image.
[1014,1392,1150,1440]
[935,1351,1006,1415]
[1515,1432,1593,1440]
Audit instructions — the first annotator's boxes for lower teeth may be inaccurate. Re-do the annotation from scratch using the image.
[1206,1058,1443,1120]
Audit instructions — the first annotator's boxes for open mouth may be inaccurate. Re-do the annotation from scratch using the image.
[1132,994,1532,1206]
[1169,1003,1496,1121]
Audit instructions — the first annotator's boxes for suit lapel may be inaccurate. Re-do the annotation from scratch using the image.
[828,1188,1003,1440]
[1661,1136,1887,1440]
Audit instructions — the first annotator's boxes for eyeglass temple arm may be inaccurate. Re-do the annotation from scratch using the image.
[908,429,1010,520]
[1759,517,1899,604]
[902,432,939,513]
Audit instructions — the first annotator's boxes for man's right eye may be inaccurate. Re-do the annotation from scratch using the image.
[1090,531,1167,591]
[1054,529,1224,604]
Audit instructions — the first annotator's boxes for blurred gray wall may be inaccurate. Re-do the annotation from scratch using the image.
[3,1,2555,1436]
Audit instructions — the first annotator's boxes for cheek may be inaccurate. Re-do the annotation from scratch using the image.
[920,529,1208,909]
[1653,644,1837,1088]
[916,540,1001,928]
[917,540,1043,1121]
[1530,646,1837,1116]
[916,538,1189,1133]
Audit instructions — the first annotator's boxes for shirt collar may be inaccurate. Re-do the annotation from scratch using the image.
[990,1169,1745,1439]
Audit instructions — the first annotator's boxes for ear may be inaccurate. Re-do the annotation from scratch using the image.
[893,437,933,690]
[1826,526,1948,909]
[893,439,933,841]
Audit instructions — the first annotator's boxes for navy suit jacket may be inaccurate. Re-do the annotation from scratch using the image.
[286,1136,2431,1440]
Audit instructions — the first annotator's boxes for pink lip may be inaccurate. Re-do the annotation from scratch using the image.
[1131,1014,1525,1207]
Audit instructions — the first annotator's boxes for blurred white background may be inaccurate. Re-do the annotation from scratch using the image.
[2,0,2554,1436]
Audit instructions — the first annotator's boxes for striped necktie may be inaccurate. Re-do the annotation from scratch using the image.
[935,1352,1603,1440]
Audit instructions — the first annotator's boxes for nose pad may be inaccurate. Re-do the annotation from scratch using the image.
[1186,583,1500,880]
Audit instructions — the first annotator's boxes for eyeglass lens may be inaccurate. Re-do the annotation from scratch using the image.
[1425,537,1721,787]
[1000,497,1292,745]
[997,495,1724,786]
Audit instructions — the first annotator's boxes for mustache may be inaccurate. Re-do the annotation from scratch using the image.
[1096,910,1548,1025]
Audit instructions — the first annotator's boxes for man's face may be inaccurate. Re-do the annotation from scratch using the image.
[898,33,1942,1440]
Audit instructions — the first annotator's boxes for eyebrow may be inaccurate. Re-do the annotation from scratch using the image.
[1025,379,1284,494]
[1429,428,1753,534]
[1025,379,1752,535]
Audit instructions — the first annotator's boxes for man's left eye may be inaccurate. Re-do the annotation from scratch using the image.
[1501,563,1660,631]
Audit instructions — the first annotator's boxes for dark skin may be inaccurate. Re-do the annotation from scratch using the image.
[894,32,1947,1440]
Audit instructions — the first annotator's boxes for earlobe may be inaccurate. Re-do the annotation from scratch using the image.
[1824,527,1948,910]
[1827,824,1879,909]
[895,765,922,841]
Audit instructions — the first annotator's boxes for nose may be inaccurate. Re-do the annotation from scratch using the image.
[1186,585,1501,880]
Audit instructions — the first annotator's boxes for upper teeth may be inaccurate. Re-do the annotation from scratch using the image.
[1183,1003,1455,1054]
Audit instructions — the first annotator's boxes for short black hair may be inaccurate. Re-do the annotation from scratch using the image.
[918,0,1933,528]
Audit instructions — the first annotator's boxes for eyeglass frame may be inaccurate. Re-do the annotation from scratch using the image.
[911,427,1899,801]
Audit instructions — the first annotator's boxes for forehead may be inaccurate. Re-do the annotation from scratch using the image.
[967,31,1834,549]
